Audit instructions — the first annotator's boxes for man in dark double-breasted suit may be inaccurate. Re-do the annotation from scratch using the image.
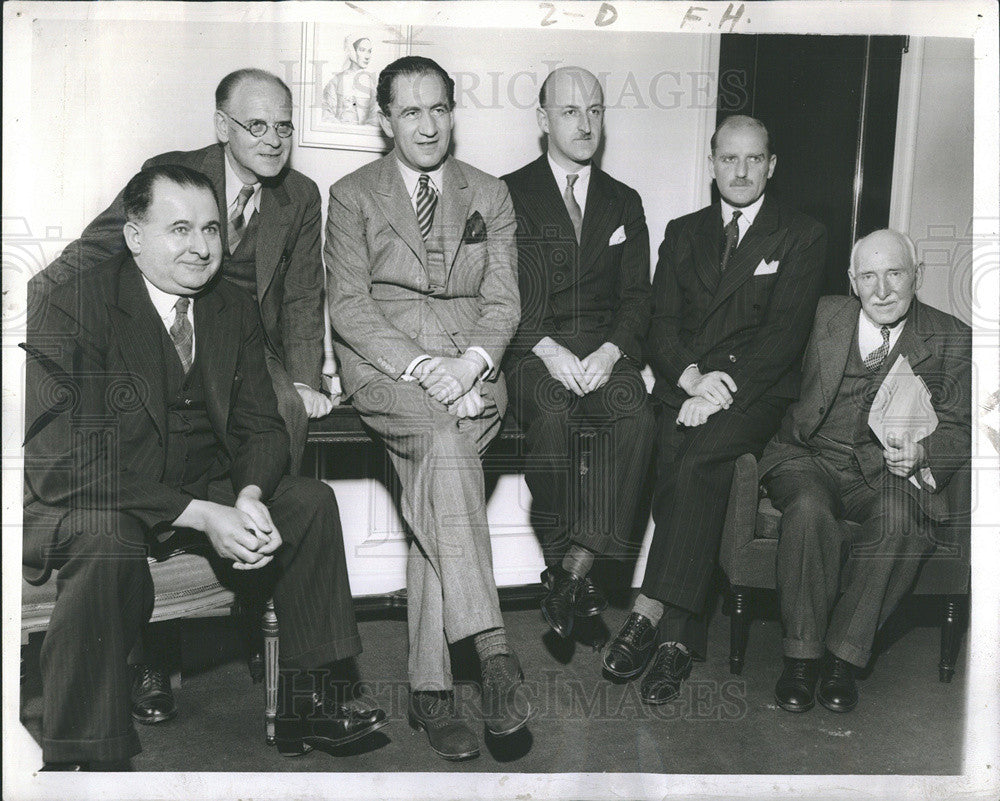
[603,115,828,705]
[502,67,655,641]
[24,166,385,770]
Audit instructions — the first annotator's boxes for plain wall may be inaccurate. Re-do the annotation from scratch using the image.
[20,16,718,591]
[891,37,975,325]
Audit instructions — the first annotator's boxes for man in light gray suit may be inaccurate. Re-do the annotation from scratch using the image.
[325,56,529,762]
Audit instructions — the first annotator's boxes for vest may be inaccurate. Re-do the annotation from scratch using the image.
[158,325,225,495]
[812,325,904,461]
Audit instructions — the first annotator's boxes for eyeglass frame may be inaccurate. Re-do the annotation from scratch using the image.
[221,111,295,139]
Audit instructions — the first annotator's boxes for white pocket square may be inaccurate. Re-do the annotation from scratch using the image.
[608,225,626,246]
[754,259,779,276]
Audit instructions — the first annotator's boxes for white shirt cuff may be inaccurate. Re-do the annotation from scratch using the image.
[465,346,494,378]
[402,354,432,381]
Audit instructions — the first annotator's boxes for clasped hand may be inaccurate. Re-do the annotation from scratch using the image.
[537,340,619,396]
[676,396,723,427]
[884,432,926,478]
[680,367,737,409]
[416,354,485,406]
[174,486,282,570]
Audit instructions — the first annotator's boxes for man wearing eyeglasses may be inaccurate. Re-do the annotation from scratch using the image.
[604,115,827,706]
[36,68,330,727]
[501,67,655,643]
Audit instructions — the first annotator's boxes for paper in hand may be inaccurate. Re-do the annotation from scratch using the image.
[868,355,938,489]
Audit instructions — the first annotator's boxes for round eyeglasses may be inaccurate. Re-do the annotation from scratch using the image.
[223,111,294,139]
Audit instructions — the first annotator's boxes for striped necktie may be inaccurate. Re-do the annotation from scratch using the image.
[863,325,892,372]
[169,297,194,374]
[228,184,255,253]
[415,173,438,241]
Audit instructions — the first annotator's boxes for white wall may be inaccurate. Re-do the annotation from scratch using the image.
[15,13,718,593]
[890,37,975,325]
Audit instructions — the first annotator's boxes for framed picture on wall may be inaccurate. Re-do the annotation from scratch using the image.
[298,21,411,151]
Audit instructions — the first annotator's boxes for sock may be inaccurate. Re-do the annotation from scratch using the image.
[561,544,595,578]
[474,627,510,662]
[633,593,665,626]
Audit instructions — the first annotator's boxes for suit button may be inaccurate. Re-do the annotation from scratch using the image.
[818,407,825,415]
[729,354,737,363]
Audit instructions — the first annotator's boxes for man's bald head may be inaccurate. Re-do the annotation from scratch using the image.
[710,115,771,156]
[537,67,605,171]
[849,229,923,325]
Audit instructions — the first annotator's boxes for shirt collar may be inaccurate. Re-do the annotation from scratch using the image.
[547,153,591,194]
[141,275,189,321]
[395,156,445,200]
[223,151,261,213]
[721,193,765,228]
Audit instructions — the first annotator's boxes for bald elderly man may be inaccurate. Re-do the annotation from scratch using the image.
[502,67,654,641]
[759,229,971,713]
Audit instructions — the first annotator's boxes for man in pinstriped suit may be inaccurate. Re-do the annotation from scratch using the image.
[23,166,385,770]
[603,115,827,704]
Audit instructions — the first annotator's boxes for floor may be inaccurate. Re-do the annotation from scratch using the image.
[19,589,966,775]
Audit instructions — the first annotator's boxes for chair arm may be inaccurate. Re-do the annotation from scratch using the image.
[719,453,762,576]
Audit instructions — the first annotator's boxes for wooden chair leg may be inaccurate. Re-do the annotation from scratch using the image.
[262,599,279,744]
[938,595,964,683]
[729,585,752,675]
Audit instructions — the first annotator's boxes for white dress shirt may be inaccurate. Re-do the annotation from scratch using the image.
[547,154,592,219]
[720,192,765,246]
[857,307,906,360]
[224,152,261,225]
[143,276,195,361]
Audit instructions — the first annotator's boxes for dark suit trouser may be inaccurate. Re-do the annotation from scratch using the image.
[765,454,933,667]
[641,395,788,654]
[39,476,359,763]
[507,355,655,566]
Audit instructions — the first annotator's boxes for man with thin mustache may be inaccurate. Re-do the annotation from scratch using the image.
[605,115,827,705]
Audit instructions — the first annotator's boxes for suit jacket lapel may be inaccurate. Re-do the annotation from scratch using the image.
[373,153,426,266]
[256,181,294,298]
[578,168,618,276]
[524,155,579,255]
[815,298,859,412]
[108,259,168,441]
[707,195,781,318]
[895,299,933,370]
[192,284,237,445]
[197,145,229,248]
[692,205,724,293]
[441,158,472,277]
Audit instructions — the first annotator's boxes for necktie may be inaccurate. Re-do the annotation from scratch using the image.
[720,210,742,272]
[864,325,892,372]
[228,184,255,253]
[415,174,438,241]
[563,173,583,243]
[169,297,194,373]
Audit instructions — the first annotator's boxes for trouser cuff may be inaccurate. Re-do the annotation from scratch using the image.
[42,730,141,764]
[782,637,826,660]
[279,633,362,670]
[826,639,870,669]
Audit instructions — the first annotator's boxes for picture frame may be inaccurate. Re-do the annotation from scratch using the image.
[297,21,411,152]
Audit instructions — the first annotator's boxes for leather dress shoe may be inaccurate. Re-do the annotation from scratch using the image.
[540,566,585,638]
[408,690,480,761]
[275,692,389,756]
[480,652,532,737]
[603,612,657,679]
[774,657,820,712]
[41,759,132,772]
[640,642,692,705]
[130,664,177,725]
[542,567,607,618]
[817,654,859,713]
